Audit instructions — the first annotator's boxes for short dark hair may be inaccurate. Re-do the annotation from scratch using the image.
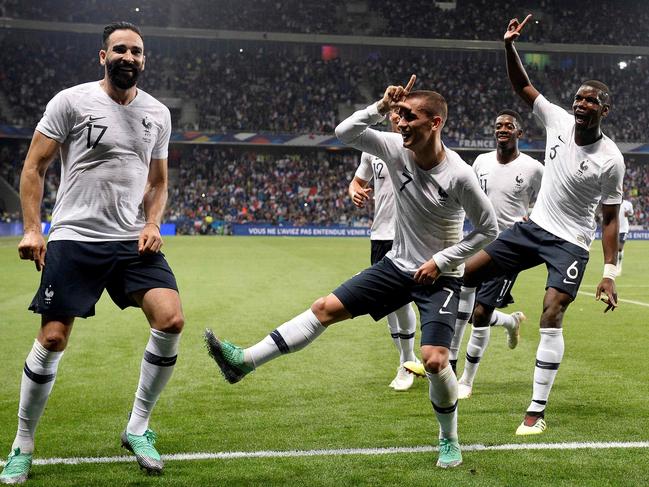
[407,90,448,124]
[102,22,143,49]
[497,109,523,128]
[581,79,611,106]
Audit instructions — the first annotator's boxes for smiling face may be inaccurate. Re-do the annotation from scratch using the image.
[572,84,609,130]
[494,114,522,149]
[396,95,443,152]
[100,29,145,90]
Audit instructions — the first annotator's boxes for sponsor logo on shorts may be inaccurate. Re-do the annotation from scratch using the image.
[562,278,576,285]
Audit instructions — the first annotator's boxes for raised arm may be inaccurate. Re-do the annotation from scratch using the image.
[335,75,415,158]
[18,130,61,271]
[596,203,620,312]
[504,15,540,108]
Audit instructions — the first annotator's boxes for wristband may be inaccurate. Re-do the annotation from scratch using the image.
[145,222,161,231]
[603,264,617,280]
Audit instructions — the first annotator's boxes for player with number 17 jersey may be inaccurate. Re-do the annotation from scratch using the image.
[37,81,171,241]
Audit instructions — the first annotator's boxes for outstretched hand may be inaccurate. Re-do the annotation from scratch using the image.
[377,75,416,115]
[504,14,532,44]
[595,278,618,313]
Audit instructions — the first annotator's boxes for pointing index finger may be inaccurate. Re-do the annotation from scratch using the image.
[404,74,416,94]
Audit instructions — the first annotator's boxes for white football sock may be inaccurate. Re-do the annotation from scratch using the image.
[245,310,325,368]
[617,250,624,273]
[527,328,564,414]
[449,286,475,364]
[491,310,516,331]
[12,340,64,454]
[127,329,180,435]
[394,303,417,363]
[427,365,458,440]
[460,326,490,386]
[386,312,403,360]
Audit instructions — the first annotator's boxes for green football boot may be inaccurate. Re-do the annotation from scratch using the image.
[121,429,163,474]
[436,438,462,468]
[0,448,32,484]
[204,329,253,383]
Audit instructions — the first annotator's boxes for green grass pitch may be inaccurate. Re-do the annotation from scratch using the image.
[0,236,648,486]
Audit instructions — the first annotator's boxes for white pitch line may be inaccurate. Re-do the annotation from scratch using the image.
[578,291,649,308]
[3,442,649,467]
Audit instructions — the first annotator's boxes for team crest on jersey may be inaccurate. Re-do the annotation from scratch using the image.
[514,174,525,193]
[44,285,54,305]
[438,186,449,202]
[141,115,152,143]
[577,160,589,176]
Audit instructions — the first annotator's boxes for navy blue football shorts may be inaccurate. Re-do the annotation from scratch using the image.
[482,220,589,300]
[475,272,518,309]
[29,240,178,318]
[370,239,393,265]
[332,257,461,348]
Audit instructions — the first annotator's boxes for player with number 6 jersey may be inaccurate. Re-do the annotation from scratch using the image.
[462,14,625,437]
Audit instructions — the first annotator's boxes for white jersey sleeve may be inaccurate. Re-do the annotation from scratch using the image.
[618,199,633,233]
[36,91,76,143]
[335,102,405,166]
[354,152,374,181]
[152,108,171,160]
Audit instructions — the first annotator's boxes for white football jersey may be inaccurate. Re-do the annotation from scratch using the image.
[36,81,171,242]
[336,103,498,277]
[473,151,544,232]
[355,152,395,241]
[529,95,625,251]
[619,199,633,233]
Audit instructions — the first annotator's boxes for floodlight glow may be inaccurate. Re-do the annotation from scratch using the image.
[618,61,627,70]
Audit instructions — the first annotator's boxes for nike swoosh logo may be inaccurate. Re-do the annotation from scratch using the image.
[558,135,565,144]
[89,115,106,121]
[562,278,575,285]
[439,310,452,315]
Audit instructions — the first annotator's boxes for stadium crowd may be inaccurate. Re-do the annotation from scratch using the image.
[1,142,648,231]
[1,34,647,143]
[2,0,649,46]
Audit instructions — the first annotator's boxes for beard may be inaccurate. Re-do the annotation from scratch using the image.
[106,59,141,89]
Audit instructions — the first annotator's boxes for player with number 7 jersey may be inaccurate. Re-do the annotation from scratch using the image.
[204,76,498,469]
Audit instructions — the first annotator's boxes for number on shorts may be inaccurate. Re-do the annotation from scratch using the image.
[439,287,454,315]
[566,260,579,280]
[498,279,513,301]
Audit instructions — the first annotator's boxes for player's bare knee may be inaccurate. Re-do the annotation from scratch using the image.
[39,332,68,352]
[422,349,447,374]
[472,305,491,328]
[156,311,185,334]
[310,296,332,324]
